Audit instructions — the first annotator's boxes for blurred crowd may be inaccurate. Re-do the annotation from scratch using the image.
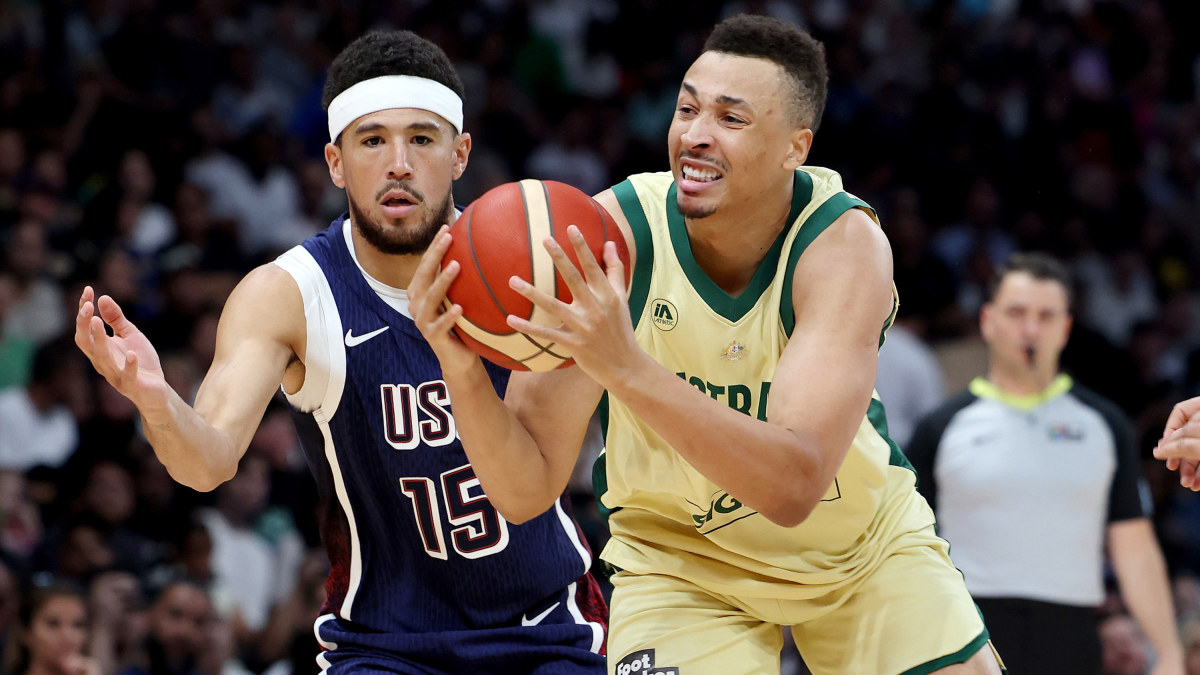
[1,0,1200,673]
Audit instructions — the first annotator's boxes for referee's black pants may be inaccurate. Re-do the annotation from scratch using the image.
[976,597,1101,675]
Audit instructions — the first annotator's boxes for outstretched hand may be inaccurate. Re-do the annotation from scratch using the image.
[507,225,638,386]
[74,286,170,414]
[409,226,482,378]
[1154,396,1200,490]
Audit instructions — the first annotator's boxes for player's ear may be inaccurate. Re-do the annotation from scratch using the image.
[784,127,813,171]
[452,132,471,180]
[979,302,995,340]
[1057,314,1074,348]
[325,142,346,189]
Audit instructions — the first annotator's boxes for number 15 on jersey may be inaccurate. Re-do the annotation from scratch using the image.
[400,464,510,560]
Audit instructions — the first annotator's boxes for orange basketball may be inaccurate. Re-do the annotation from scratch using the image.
[442,179,630,371]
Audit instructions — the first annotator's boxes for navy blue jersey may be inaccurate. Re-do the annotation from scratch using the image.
[274,217,605,672]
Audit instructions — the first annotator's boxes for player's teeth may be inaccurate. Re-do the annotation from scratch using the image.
[683,167,718,181]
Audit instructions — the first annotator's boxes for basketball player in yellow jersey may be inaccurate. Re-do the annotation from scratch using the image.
[410,14,1004,675]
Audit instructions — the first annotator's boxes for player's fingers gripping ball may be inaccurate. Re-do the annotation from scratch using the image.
[442,179,630,371]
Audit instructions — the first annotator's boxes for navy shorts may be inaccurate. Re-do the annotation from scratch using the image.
[314,586,606,675]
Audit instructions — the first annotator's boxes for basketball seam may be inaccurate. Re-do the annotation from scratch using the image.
[542,180,560,302]
[454,179,607,372]
[467,197,511,321]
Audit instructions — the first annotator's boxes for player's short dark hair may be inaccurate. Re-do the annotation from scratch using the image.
[321,30,464,122]
[703,15,828,132]
[989,252,1075,310]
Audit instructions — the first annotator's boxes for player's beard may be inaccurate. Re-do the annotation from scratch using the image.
[677,196,718,219]
[350,183,455,256]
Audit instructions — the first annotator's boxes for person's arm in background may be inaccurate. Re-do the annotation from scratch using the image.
[1108,518,1183,675]
[1154,397,1200,489]
[73,264,304,491]
[1104,393,1183,675]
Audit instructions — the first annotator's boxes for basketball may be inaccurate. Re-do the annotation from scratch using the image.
[442,179,630,372]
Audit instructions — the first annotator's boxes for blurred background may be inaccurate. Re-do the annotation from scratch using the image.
[1,0,1199,673]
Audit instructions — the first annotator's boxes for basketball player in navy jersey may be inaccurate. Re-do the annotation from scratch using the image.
[74,30,606,674]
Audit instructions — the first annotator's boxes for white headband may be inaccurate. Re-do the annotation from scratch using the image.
[327,75,464,142]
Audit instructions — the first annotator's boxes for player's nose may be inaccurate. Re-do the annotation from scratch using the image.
[1020,317,1042,339]
[387,145,413,178]
[680,115,715,147]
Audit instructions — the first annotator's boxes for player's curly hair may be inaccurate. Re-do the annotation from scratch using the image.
[703,15,828,132]
[321,30,464,125]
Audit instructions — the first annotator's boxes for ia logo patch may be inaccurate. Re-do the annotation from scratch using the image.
[651,298,678,331]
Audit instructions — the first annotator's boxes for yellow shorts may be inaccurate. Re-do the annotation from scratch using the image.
[607,527,990,675]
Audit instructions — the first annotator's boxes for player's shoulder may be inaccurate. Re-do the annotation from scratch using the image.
[224,262,306,336]
[596,173,673,261]
[604,171,674,204]
[270,224,353,306]
[788,203,890,294]
[796,165,845,193]
[623,170,674,188]
[238,261,303,298]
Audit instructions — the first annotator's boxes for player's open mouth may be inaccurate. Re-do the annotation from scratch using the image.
[679,162,723,192]
[380,192,419,218]
[380,188,418,206]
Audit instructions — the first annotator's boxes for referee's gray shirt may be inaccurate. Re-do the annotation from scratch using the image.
[905,374,1150,607]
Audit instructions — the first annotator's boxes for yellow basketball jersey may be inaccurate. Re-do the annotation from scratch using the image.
[596,167,932,600]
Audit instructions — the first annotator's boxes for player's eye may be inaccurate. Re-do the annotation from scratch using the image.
[723,114,746,125]
[413,135,433,145]
[676,105,697,117]
[363,136,383,147]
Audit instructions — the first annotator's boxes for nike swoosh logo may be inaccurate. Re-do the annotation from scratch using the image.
[520,601,560,627]
[344,326,389,347]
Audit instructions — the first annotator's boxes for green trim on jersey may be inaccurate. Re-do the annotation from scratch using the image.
[881,286,900,348]
[613,179,655,330]
[899,630,991,675]
[968,374,1074,411]
[592,392,618,521]
[867,398,916,473]
[662,171,811,322]
[780,191,876,336]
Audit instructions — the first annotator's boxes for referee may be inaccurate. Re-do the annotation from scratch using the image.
[906,252,1183,675]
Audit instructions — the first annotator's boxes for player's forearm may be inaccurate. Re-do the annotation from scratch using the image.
[605,355,840,527]
[139,393,242,492]
[1121,574,1183,665]
[443,362,567,523]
